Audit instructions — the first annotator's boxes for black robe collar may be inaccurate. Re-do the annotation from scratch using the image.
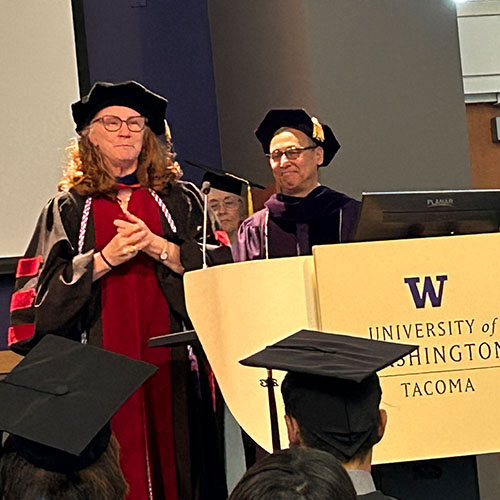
[115,171,139,185]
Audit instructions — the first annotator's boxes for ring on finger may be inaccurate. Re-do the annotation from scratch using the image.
[125,245,138,255]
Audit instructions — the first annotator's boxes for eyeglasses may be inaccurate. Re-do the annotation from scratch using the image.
[91,115,147,132]
[266,145,317,163]
[209,197,242,211]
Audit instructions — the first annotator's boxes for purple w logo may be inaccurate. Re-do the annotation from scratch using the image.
[404,275,448,309]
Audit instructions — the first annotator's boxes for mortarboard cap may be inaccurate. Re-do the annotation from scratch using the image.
[0,335,157,461]
[72,80,168,136]
[240,330,417,459]
[240,329,416,382]
[202,171,249,198]
[254,109,341,166]
[183,158,266,191]
[183,159,265,216]
[3,422,112,474]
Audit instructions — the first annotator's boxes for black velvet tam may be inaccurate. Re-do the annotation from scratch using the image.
[0,335,156,457]
[254,108,341,166]
[72,80,168,135]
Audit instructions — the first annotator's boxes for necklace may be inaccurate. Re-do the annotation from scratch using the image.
[116,188,132,212]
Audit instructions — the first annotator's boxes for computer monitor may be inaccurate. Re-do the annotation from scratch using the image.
[354,189,500,242]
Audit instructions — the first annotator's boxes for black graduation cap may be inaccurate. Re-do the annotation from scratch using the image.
[202,171,249,198]
[0,335,157,470]
[240,330,417,456]
[183,159,265,191]
[72,80,168,135]
[254,108,341,166]
[201,170,255,219]
[183,159,266,216]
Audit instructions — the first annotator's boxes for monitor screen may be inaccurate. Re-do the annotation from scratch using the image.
[354,190,500,242]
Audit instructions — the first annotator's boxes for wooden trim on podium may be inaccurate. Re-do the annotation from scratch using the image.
[0,350,22,374]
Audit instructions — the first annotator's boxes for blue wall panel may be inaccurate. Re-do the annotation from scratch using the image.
[81,0,222,184]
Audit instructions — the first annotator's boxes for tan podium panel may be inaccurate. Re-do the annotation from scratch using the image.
[314,233,500,463]
[184,257,318,452]
[0,350,22,373]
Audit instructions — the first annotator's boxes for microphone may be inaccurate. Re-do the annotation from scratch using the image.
[201,181,211,195]
[201,181,211,269]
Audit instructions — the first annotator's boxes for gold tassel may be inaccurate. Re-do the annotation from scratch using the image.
[246,183,254,216]
[164,119,172,142]
[226,172,254,216]
[311,117,324,142]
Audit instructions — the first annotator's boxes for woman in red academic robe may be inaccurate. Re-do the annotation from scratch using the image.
[9,81,229,500]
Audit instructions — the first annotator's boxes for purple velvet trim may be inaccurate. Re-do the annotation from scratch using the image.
[264,185,353,222]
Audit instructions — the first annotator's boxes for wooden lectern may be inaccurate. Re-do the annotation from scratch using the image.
[184,233,500,464]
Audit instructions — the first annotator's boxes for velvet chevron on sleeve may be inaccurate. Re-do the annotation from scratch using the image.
[9,191,96,354]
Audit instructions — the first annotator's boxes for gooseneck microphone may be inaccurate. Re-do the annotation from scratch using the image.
[201,181,211,269]
[201,181,211,195]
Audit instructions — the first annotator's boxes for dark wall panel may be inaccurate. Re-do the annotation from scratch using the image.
[81,0,222,184]
[208,0,471,196]
[0,275,15,351]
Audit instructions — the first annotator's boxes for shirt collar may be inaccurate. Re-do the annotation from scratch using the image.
[347,469,377,495]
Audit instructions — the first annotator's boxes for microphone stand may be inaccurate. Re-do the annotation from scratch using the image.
[201,181,211,269]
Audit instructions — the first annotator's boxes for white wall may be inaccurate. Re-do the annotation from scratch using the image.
[0,1,80,258]
[457,0,500,100]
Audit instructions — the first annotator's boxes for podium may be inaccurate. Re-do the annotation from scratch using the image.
[184,233,500,464]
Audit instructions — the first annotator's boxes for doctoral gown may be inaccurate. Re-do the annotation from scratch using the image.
[233,185,360,261]
[9,181,229,500]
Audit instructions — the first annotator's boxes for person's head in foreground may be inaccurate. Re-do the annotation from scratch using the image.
[228,446,357,500]
[0,427,126,500]
[282,371,386,470]
[64,80,179,196]
[255,108,340,197]
[240,330,416,471]
[0,335,156,500]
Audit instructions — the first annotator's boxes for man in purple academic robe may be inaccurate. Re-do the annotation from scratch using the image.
[233,109,360,261]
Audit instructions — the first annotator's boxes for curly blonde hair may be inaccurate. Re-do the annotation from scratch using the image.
[59,126,179,197]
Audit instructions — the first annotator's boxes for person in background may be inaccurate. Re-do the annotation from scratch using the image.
[228,446,357,500]
[234,108,360,261]
[203,171,249,246]
[8,81,229,500]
